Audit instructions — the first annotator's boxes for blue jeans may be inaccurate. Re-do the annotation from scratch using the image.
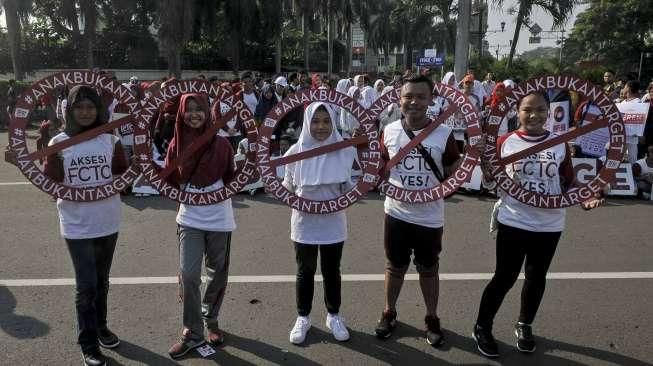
[65,233,118,352]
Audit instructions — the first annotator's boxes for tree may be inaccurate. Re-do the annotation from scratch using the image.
[389,0,439,70]
[257,0,284,73]
[223,0,259,73]
[565,0,653,77]
[293,0,316,70]
[33,0,99,68]
[492,0,580,70]
[1,0,32,80]
[520,46,558,61]
[355,0,400,69]
[156,0,194,78]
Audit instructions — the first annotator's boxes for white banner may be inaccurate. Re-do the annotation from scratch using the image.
[575,103,608,157]
[460,165,482,191]
[544,101,570,133]
[617,101,649,137]
[572,158,636,196]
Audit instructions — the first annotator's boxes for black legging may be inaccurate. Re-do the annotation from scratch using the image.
[294,242,344,317]
[476,222,561,328]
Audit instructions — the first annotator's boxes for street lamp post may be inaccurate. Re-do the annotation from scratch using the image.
[638,52,653,82]
[470,20,505,57]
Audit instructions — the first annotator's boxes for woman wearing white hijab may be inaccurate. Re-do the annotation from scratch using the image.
[353,74,365,89]
[339,85,365,138]
[361,85,378,109]
[285,102,355,345]
[379,85,401,131]
[334,79,352,133]
[374,79,386,94]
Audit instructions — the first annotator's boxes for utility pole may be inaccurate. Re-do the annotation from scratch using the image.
[455,0,471,81]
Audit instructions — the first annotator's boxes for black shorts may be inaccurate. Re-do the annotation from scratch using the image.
[383,214,443,269]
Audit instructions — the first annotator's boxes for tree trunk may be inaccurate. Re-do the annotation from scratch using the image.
[232,28,241,73]
[454,0,471,80]
[327,2,333,78]
[506,1,527,70]
[275,36,282,74]
[346,22,352,75]
[167,47,181,79]
[3,0,25,80]
[302,13,310,70]
[385,43,390,70]
[85,36,94,69]
[401,29,409,70]
[81,0,96,68]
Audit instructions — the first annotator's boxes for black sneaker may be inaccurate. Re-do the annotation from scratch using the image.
[168,328,206,359]
[82,348,107,366]
[98,327,120,349]
[374,309,397,339]
[515,323,536,352]
[425,315,444,347]
[472,324,499,358]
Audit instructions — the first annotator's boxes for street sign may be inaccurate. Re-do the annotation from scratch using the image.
[529,36,541,44]
[530,23,542,35]
[417,56,444,66]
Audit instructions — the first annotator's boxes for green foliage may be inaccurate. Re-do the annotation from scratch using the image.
[565,0,653,81]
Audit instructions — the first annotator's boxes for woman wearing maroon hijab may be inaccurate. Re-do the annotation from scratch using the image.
[165,94,236,359]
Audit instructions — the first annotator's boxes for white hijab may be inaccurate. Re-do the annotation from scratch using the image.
[442,71,457,87]
[353,75,363,87]
[381,85,395,95]
[336,79,351,94]
[374,79,385,91]
[361,86,378,108]
[286,102,355,186]
[503,79,516,90]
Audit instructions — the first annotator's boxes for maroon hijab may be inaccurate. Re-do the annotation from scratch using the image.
[165,93,234,187]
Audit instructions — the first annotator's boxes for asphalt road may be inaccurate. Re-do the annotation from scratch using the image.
[1,131,652,365]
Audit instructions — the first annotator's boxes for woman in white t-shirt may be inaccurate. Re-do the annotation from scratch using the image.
[164,93,236,359]
[283,102,356,345]
[44,85,128,366]
[473,91,603,358]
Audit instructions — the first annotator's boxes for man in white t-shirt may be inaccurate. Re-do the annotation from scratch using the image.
[375,75,461,348]
[239,71,259,114]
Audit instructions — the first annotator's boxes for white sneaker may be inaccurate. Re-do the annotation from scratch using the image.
[289,316,311,344]
[326,313,350,341]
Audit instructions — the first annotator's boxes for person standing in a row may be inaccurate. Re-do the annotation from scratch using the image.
[44,86,128,366]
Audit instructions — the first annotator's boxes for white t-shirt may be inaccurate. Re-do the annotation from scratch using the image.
[383,120,454,228]
[176,179,236,232]
[216,101,241,138]
[242,91,258,114]
[496,131,569,232]
[51,133,121,239]
[283,171,350,245]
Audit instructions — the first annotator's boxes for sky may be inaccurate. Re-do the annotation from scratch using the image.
[485,1,589,57]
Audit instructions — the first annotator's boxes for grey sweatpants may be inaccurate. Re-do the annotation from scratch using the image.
[178,225,231,338]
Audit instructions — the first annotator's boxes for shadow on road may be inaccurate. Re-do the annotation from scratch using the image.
[121,195,178,211]
[110,340,180,366]
[0,286,50,339]
[165,331,321,365]
[299,325,488,366]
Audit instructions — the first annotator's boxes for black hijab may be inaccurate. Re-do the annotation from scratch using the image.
[64,85,106,137]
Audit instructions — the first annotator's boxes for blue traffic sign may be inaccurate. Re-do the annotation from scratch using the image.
[417,56,444,66]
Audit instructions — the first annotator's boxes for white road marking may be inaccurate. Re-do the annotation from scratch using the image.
[0,182,31,186]
[1,272,652,287]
